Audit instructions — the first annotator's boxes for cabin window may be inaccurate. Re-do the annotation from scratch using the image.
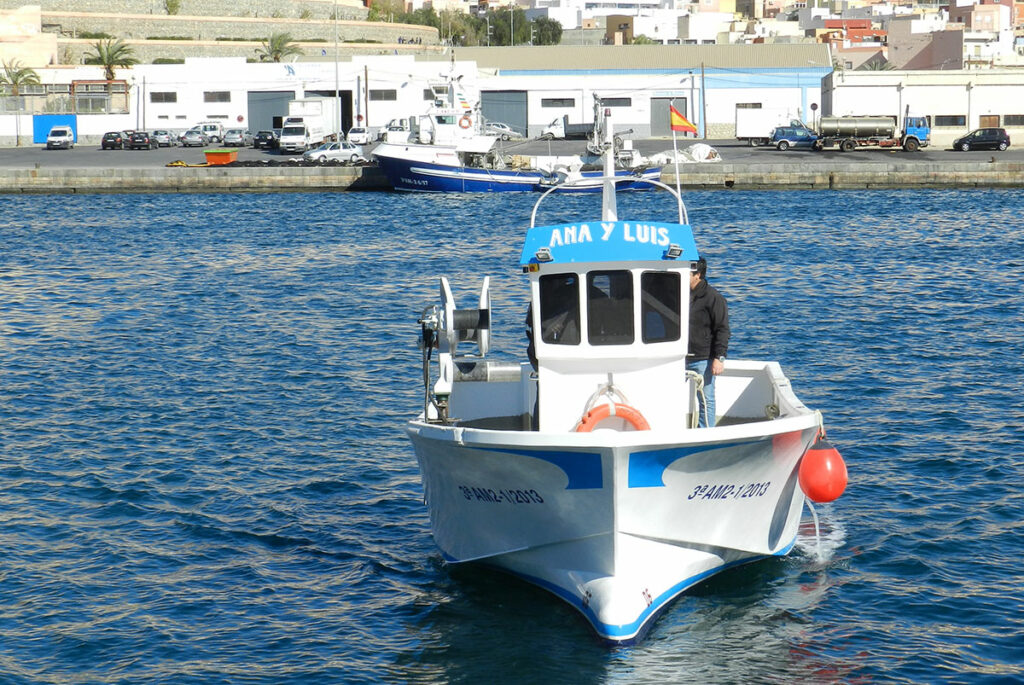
[539,273,581,345]
[640,272,681,343]
[587,271,634,345]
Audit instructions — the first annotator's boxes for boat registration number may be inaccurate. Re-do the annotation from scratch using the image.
[687,481,771,501]
[458,485,545,505]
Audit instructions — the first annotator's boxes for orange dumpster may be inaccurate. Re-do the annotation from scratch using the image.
[204,148,238,165]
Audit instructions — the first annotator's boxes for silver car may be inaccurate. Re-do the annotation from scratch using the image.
[485,122,522,141]
[151,129,175,147]
[302,141,364,163]
[346,127,370,145]
[179,130,209,147]
[223,128,254,147]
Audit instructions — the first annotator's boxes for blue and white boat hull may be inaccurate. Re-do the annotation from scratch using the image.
[374,153,545,192]
[374,143,663,193]
[407,408,818,642]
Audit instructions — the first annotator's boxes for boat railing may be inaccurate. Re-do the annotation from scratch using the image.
[529,175,689,228]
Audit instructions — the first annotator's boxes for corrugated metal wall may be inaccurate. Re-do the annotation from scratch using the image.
[481,91,528,138]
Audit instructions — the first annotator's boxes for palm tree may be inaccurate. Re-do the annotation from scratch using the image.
[1,59,41,146]
[255,33,303,62]
[84,38,139,81]
[857,60,896,71]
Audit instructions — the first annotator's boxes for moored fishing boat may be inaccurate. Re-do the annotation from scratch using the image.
[405,133,848,642]
[372,67,662,193]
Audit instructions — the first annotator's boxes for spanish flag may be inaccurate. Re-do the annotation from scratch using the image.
[670,105,697,134]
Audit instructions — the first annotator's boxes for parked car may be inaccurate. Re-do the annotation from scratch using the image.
[151,129,176,147]
[179,130,209,147]
[45,126,75,150]
[771,126,819,151]
[128,131,158,150]
[223,128,254,146]
[346,126,370,145]
[485,122,522,141]
[101,131,127,150]
[378,124,410,142]
[253,130,278,149]
[302,141,364,163]
[952,127,1010,152]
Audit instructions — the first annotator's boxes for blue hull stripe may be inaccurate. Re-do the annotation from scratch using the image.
[488,447,604,490]
[627,440,752,488]
[376,156,660,193]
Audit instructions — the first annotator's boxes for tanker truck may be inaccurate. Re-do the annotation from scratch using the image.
[815,114,930,152]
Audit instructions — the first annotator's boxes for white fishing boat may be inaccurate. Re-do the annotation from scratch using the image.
[372,65,661,193]
[406,127,847,642]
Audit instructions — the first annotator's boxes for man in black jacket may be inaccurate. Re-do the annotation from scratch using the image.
[688,257,730,427]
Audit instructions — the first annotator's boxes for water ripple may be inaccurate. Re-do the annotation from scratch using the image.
[1,189,1022,682]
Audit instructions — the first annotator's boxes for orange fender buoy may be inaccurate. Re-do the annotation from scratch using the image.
[575,403,650,432]
[459,115,472,129]
[798,435,847,503]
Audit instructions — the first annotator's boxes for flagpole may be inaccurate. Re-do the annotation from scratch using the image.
[671,99,682,202]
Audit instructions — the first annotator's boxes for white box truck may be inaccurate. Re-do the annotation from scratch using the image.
[278,97,341,153]
[735,107,802,147]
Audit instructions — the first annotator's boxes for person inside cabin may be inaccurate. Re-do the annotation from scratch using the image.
[688,257,730,428]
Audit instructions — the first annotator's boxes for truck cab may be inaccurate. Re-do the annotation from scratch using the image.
[541,115,594,141]
[902,115,930,150]
[279,117,311,153]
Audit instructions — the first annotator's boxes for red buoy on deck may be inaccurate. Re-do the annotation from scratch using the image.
[798,436,847,503]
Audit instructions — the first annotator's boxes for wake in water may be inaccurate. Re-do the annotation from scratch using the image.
[796,501,847,568]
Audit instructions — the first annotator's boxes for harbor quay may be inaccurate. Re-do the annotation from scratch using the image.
[1,140,1022,193]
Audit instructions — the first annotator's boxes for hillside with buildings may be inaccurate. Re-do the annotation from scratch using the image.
[2,0,1023,69]
[1,0,1022,149]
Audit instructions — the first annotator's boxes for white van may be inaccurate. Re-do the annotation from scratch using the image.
[45,126,75,150]
[196,122,224,143]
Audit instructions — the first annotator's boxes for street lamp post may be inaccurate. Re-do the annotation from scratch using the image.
[334,0,341,140]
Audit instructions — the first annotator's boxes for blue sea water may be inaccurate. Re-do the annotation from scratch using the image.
[1,188,1022,683]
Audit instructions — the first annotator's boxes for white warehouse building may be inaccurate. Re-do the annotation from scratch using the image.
[2,44,1022,148]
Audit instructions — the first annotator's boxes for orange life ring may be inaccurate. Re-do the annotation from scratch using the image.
[575,403,650,432]
[459,115,472,129]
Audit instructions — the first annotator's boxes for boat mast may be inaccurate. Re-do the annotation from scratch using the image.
[601,107,617,221]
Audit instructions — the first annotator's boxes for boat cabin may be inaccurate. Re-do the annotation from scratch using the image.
[423,216,712,432]
[519,219,700,431]
[422,216,813,436]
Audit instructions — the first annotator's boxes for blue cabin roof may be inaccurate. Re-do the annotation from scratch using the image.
[519,220,699,267]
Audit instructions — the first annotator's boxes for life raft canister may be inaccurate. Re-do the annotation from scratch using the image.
[459,115,472,129]
[575,403,650,432]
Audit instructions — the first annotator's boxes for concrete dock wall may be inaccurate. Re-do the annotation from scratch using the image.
[0,161,1021,194]
[0,165,388,194]
[665,161,1024,190]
